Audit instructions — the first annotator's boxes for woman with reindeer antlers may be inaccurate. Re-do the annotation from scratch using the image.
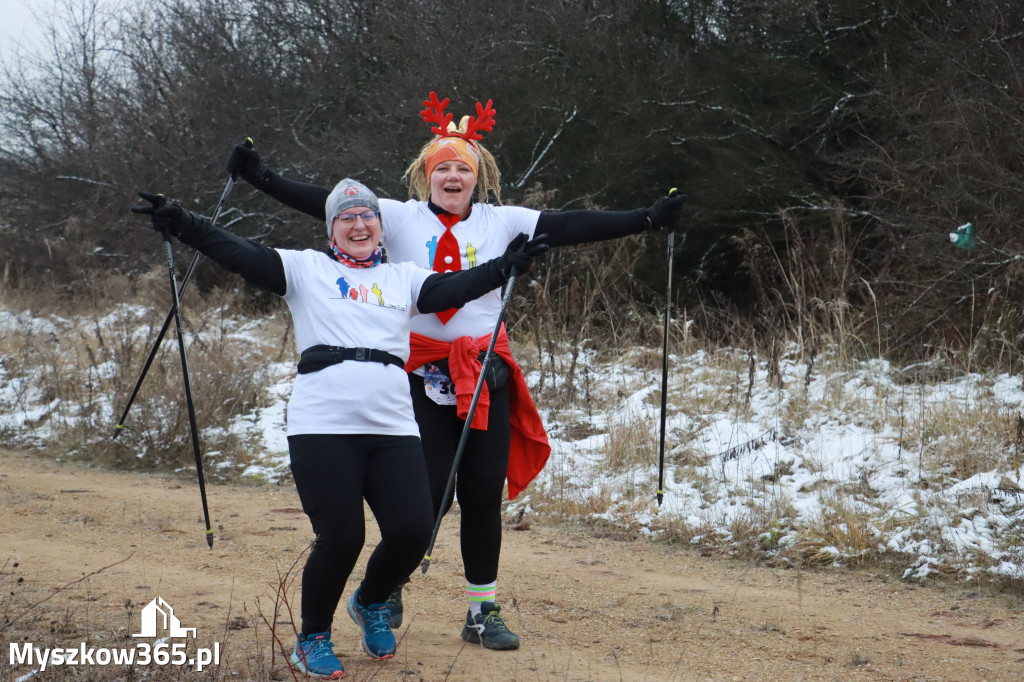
[225,92,686,650]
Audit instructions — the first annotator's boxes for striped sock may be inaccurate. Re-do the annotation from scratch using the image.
[466,581,497,617]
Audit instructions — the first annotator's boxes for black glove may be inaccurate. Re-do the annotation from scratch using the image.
[645,190,687,230]
[496,233,550,280]
[226,138,272,187]
[131,191,193,237]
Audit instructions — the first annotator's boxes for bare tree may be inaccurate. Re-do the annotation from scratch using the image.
[1,0,1022,363]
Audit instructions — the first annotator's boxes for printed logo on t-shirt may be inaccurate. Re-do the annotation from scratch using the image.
[425,238,482,270]
[334,276,407,311]
[426,236,438,268]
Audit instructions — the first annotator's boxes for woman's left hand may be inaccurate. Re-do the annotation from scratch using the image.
[498,233,550,278]
[645,191,687,230]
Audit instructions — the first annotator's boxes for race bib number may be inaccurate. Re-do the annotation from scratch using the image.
[424,364,457,405]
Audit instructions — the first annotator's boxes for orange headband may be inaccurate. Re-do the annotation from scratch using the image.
[425,136,480,180]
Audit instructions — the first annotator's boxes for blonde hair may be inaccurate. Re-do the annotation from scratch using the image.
[401,117,503,205]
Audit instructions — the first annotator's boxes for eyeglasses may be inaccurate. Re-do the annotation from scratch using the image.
[333,210,380,228]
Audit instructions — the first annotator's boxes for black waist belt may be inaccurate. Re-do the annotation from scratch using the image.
[297,345,405,374]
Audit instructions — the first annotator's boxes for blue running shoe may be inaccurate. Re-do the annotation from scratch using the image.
[347,588,396,659]
[289,631,345,679]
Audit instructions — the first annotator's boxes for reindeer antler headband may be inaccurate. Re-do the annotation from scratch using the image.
[420,92,496,144]
[420,92,496,181]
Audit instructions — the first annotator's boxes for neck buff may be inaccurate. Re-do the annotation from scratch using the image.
[330,242,382,268]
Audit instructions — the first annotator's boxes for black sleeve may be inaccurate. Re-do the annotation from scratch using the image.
[415,261,507,313]
[537,208,649,248]
[174,214,287,296]
[257,171,330,221]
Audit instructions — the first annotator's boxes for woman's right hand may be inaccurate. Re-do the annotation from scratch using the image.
[131,191,191,236]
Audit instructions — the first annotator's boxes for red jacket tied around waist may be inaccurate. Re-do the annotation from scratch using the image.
[406,325,550,499]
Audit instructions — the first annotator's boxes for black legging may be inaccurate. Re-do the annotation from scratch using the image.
[289,433,433,635]
[408,376,511,585]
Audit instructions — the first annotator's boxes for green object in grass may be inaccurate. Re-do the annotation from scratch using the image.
[949,222,975,250]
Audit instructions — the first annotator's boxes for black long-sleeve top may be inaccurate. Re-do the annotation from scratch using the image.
[170,213,510,312]
[249,171,651,246]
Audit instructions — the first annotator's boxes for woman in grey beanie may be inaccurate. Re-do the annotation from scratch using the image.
[132,179,547,679]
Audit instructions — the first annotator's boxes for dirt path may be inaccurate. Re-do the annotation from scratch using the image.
[2,449,1022,681]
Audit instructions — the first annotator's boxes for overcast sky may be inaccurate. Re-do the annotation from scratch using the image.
[0,0,44,57]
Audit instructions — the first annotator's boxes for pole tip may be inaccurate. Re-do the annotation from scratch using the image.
[206,530,214,549]
[420,556,431,574]
[656,490,664,506]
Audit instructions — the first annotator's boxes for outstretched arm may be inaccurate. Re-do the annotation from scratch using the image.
[538,192,686,247]
[416,234,549,313]
[227,141,330,221]
[132,192,287,296]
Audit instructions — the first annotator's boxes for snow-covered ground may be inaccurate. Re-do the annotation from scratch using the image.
[2,305,1022,583]
[517,345,1024,582]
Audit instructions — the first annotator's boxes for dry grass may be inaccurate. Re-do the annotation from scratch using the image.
[915,392,1018,481]
[1,272,290,478]
[784,492,893,567]
[601,408,659,473]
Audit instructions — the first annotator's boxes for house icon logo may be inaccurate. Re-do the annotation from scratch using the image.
[132,597,197,638]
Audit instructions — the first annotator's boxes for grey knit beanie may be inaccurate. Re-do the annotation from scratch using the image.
[324,178,381,237]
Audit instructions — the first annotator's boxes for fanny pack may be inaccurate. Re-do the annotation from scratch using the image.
[297,345,405,374]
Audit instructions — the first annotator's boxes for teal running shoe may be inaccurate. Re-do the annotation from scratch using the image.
[289,631,345,679]
[346,588,396,659]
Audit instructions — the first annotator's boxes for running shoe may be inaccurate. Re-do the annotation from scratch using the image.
[346,588,396,659]
[289,631,345,679]
[385,580,407,629]
[461,602,520,650]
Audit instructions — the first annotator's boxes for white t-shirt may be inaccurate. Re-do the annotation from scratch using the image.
[277,248,433,437]
[379,199,540,342]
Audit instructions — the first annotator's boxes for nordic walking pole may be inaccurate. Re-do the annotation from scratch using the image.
[421,270,519,575]
[657,188,683,506]
[130,191,218,548]
[113,172,237,439]
[147,193,215,549]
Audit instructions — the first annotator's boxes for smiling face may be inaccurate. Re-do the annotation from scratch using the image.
[331,207,381,260]
[429,159,477,215]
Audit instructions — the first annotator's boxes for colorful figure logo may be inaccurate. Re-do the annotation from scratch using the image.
[336,276,385,306]
[426,235,438,268]
[336,276,350,297]
[466,241,477,268]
